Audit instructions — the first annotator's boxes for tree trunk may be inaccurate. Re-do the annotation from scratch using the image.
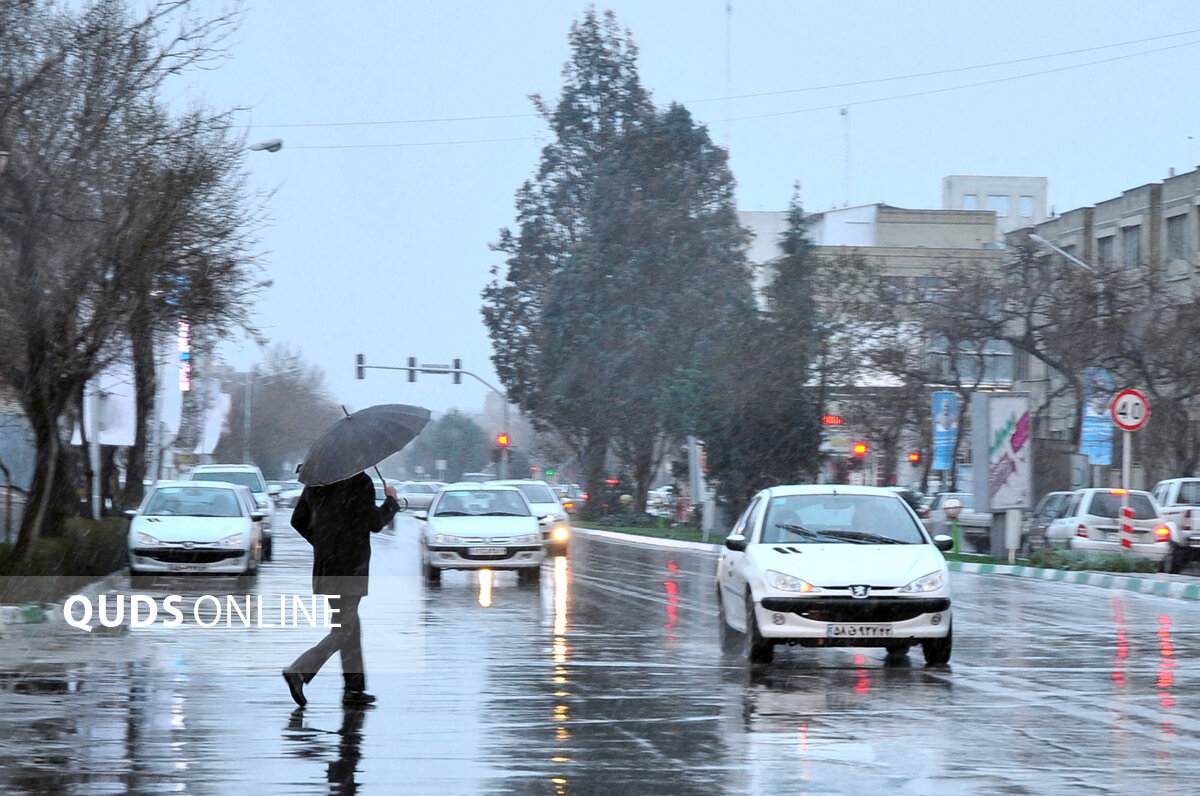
[631,443,653,514]
[123,319,157,510]
[14,407,60,561]
[580,433,607,516]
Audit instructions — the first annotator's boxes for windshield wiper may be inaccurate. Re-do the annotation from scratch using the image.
[777,522,825,540]
[823,530,907,544]
[482,511,523,516]
[435,510,469,517]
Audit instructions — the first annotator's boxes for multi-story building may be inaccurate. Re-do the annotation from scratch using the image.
[942,175,1049,240]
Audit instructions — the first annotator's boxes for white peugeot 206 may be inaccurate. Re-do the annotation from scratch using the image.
[716,484,954,667]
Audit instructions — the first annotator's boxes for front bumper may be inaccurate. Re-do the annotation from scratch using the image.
[753,595,951,645]
[426,544,544,570]
[130,547,251,575]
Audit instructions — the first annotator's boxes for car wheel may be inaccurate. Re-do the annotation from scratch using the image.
[745,592,774,665]
[885,644,910,660]
[716,585,741,654]
[423,560,441,585]
[1162,543,1184,574]
[262,535,273,561]
[922,622,952,666]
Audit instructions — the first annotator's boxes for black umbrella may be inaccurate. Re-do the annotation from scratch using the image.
[297,404,431,487]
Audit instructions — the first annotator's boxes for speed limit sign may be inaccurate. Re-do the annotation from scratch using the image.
[1111,389,1150,431]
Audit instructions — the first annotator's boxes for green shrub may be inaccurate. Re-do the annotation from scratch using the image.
[1027,548,1158,573]
[0,517,128,577]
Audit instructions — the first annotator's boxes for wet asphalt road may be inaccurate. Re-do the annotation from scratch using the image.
[1,510,1199,795]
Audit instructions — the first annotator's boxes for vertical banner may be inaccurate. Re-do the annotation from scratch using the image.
[931,391,958,471]
[1079,367,1113,466]
[972,392,1033,513]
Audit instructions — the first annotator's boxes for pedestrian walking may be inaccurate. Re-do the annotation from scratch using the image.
[283,471,400,707]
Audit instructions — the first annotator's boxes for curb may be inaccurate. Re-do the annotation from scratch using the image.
[575,528,1200,603]
[947,560,1200,601]
[0,570,127,629]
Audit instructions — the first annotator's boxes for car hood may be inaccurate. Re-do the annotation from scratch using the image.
[427,516,539,539]
[131,516,249,543]
[750,543,945,589]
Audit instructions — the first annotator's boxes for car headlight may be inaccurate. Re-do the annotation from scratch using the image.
[219,533,246,548]
[511,533,540,545]
[766,570,821,593]
[136,531,159,546]
[551,526,570,542]
[899,570,946,593]
[432,533,465,545]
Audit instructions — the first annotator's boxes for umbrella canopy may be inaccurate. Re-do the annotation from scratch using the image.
[297,404,431,487]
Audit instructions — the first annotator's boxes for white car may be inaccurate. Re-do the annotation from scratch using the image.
[418,484,546,584]
[716,484,954,666]
[126,481,265,576]
[186,464,275,559]
[488,479,570,556]
[1046,488,1174,569]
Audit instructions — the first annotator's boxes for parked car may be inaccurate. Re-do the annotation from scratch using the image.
[553,484,586,515]
[396,481,439,514]
[921,491,990,551]
[185,464,275,559]
[417,484,546,584]
[716,484,953,667]
[1151,477,1200,572]
[488,479,570,556]
[1046,488,1174,570]
[1023,491,1074,554]
[126,481,264,576]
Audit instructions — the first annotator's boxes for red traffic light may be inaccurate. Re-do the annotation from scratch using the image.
[822,414,844,426]
[908,451,921,464]
[605,478,619,486]
[496,433,510,448]
[852,442,869,458]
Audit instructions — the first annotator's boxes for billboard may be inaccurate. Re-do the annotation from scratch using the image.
[931,391,958,471]
[1079,367,1113,466]
[972,392,1033,512]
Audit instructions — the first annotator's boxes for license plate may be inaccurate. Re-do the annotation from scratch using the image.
[468,546,506,556]
[171,564,203,573]
[826,624,893,638]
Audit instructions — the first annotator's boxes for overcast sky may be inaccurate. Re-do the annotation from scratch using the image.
[180,0,1200,419]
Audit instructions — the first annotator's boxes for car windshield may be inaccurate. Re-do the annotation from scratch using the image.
[434,489,530,517]
[1088,492,1157,519]
[514,484,557,503]
[145,487,244,518]
[191,471,264,493]
[761,494,925,545]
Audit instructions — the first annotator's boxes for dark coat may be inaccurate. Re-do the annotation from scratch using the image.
[291,472,400,597]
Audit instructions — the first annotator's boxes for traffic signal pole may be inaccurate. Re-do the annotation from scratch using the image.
[355,356,511,478]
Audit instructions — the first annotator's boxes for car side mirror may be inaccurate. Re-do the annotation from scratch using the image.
[124,509,137,518]
[267,486,281,497]
[251,513,265,522]
[724,535,747,552]
[414,511,428,521]
[933,534,953,552]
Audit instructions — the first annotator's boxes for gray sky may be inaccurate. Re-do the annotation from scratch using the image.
[183,0,1200,418]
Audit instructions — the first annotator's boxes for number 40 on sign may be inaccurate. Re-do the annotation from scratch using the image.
[1111,389,1150,432]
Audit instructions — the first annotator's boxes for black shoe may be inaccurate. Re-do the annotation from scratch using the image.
[283,670,307,707]
[342,691,376,706]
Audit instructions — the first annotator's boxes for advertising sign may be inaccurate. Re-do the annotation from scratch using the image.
[931,391,958,471]
[1079,367,1113,465]
[972,392,1033,513]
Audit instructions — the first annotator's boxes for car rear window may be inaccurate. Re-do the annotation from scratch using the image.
[192,470,264,493]
[515,484,556,503]
[1087,492,1157,520]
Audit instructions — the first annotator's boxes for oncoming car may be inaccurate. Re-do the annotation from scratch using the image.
[488,479,570,556]
[126,481,265,576]
[186,464,274,559]
[716,484,954,667]
[418,484,546,585]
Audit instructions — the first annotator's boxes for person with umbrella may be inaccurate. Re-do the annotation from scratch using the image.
[282,404,430,708]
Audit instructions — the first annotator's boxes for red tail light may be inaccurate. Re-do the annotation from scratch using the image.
[1077,523,1089,538]
[581,493,589,501]
[1155,525,1171,541]
[562,501,575,511]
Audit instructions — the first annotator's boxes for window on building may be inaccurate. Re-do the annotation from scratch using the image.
[962,194,978,211]
[986,195,1009,217]
[1122,225,1140,270]
[1097,235,1115,270]
[1168,213,1189,260]
[1013,349,1030,381]
[1018,196,1034,218]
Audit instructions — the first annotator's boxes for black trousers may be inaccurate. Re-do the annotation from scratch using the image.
[287,594,366,692]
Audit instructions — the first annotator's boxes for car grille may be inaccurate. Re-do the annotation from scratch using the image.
[760,596,950,623]
[131,548,244,564]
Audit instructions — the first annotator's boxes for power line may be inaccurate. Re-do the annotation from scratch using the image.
[246,27,1200,132]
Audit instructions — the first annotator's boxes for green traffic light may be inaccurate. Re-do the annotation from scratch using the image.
[545,469,555,476]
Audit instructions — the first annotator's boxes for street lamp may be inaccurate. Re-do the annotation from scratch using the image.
[248,139,283,153]
[1029,233,1095,273]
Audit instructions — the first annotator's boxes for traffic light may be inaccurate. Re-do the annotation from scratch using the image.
[908,451,921,465]
[355,353,365,379]
[852,442,869,458]
[407,356,417,382]
[821,414,844,426]
[496,433,510,448]
[544,469,555,477]
[452,358,461,384]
